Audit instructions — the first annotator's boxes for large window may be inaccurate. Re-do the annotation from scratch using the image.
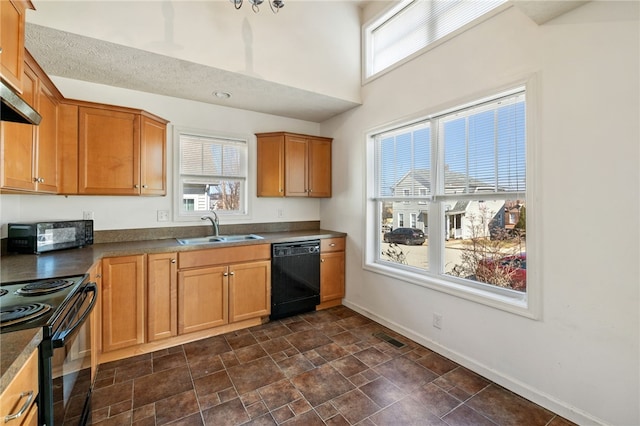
[368,87,529,312]
[176,130,248,219]
[364,0,507,80]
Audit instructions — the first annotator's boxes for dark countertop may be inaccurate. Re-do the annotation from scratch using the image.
[0,229,345,391]
[1,229,345,283]
[0,328,42,395]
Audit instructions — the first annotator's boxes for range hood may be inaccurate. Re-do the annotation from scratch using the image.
[0,80,41,125]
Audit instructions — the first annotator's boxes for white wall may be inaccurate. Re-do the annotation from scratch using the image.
[321,2,639,425]
[0,78,323,235]
[27,0,362,103]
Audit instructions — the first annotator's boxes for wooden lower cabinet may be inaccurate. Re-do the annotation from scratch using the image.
[101,255,146,352]
[229,260,271,323]
[147,253,177,342]
[319,237,346,309]
[0,350,38,426]
[178,265,228,334]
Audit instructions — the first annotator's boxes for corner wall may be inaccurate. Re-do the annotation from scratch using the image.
[320,3,640,425]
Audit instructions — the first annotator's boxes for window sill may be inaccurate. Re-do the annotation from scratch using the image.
[363,261,538,319]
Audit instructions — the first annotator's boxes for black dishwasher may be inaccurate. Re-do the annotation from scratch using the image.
[271,240,321,319]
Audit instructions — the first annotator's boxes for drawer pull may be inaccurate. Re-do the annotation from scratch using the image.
[329,243,336,247]
[4,391,34,423]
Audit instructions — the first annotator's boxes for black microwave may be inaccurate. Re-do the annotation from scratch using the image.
[7,220,94,254]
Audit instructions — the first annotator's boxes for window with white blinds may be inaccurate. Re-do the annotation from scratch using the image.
[368,86,529,304]
[177,132,247,216]
[440,91,526,197]
[365,0,506,79]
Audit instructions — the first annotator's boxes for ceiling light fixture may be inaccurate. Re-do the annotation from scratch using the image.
[230,0,284,14]
[213,91,231,99]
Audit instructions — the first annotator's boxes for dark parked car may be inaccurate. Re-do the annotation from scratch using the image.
[383,228,425,245]
[476,253,526,291]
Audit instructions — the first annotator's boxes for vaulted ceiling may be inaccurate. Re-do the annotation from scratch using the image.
[25,1,588,123]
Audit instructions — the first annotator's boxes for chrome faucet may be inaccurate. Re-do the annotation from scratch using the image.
[201,209,219,236]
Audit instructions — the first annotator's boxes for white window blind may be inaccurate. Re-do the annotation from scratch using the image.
[440,92,526,195]
[180,135,245,178]
[367,0,506,78]
[375,122,431,199]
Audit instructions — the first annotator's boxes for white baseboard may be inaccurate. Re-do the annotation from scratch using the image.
[342,300,606,426]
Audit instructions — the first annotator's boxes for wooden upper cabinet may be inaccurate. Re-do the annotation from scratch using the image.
[140,115,167,195]
[78,106,140,195]
[1,54,59,193]
[284,136,308,197]
[1,63,36,191]
[256,133,285,197]
[75,104,167,196]
[308,137,332,198]
[256,132,332,198]
[34,80,59,193]
[0,0,33,92]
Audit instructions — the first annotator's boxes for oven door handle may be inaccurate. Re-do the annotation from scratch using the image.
[52,282,98,348]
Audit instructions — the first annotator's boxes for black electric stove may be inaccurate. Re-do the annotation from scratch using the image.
[1,274,97,425]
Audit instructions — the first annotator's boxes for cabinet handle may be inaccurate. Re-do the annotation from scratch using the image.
[134,184,139,189]
[321,258,325,262]
[171,259,176,263]
[32,177,39,183]
[4,390,34,422]
[223,272,228,277]
[329,243,336,247]
[142,185,148,188]
[229,272,235,276]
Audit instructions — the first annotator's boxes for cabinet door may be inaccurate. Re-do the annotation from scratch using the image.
[140,116,166,196]
[284,135,308,197]
[147,253,177,342]
[229,260,271,323]
[0,64,37,191]
[34,82,59,193]
[0,350,38,426]
[178,266,228,334]
[0,0,28,91]
[102,255,145,352]
[321,252,345,303]
[256,134,285,197]
[308,138,332,198]
[78,107,140,195]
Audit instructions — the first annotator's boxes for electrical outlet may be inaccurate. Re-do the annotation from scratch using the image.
[83,211,94,220]
[433,313,443,329]
[277,208,284,218]
[157,210,170,222]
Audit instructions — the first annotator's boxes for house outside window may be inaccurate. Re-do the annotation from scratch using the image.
[367,86,528,310]
[175,130,248,220]
[398,213,404,227]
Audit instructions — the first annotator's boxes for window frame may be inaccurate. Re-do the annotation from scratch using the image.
[362,0,510,84]
[173,126,252,223]
[364,77,540,319]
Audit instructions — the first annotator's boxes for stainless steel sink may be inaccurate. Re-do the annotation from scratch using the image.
[176,234,264,245]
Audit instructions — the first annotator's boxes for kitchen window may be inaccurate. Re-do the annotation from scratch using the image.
[363,0,507,81]
[175,129,248,220]
[367,85,535,316]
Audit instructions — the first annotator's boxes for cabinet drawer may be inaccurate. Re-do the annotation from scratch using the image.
[0,350,38,423]
[321,237,345,253]
[179,244,271,269]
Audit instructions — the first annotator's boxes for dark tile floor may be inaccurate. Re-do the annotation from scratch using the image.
[91,306,575,426]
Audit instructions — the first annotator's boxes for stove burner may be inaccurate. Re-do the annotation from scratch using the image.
[0,303,53,328]
[0,289,7,297]
[16,279,75,296]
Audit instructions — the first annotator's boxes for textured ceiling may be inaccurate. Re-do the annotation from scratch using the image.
[25,23,361,122]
